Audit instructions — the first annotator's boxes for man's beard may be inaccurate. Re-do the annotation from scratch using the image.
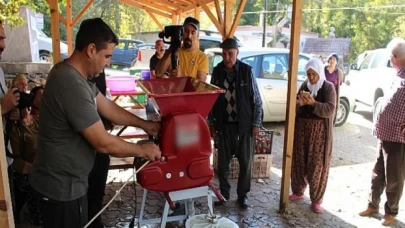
[183,39,192,48]
[0,47,4,60]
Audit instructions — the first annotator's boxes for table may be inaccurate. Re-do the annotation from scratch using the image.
[110,88,146,109]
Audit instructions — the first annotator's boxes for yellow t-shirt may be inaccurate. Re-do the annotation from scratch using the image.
[177,48,209,78]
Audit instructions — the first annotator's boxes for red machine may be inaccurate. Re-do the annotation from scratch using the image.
[136,77,225,207]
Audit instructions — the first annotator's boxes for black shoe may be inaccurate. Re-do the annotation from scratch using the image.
[238,196,248,209]
[214,200,226,206]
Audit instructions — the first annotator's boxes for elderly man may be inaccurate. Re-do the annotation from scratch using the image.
[155,17,208,81]
[29,18,161,228]
[359,38,405,226]
[149,39,166,79]
[207,38,263,209]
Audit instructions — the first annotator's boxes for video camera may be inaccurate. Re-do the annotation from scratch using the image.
[158,25,183,70]
[13,88,34,110]
[158,25,183,47]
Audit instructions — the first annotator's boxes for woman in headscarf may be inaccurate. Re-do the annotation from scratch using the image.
[289,58,336,213]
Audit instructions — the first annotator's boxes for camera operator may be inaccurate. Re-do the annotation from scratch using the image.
[155,17,209,82]
[29,18,161,228]
[0,20,20,217]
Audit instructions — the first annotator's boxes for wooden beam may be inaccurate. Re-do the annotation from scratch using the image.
[155,0,184,10]
[194,0,223,36]
[223,0,234,38]
[146,10,163,30]
[194,6,201,21]
[59,14,67,27]
[120,0,172,18]
[214,0,222,24]
[72,0,94,26]
[279,0,303,213]
[0,110,14,228]
[66,0,73,55]
[229,0,246,38]
[135,0,176,14]
[182,0,216,13]
[49,0,61,63]
[170,0,192,6]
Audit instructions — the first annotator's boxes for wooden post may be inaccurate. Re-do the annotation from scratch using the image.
[172,14,178,24]
[49,0,61,63]
[66,0,73,55]
[0,106,15,228]
[223,0,234,38]
[279,0,303,213]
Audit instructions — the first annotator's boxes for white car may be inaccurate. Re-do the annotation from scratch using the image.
[345,48,396,122]
[205,48,355,127]
[37,29,69,61]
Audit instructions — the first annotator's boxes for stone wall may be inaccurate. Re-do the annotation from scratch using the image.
[0,62,51,89]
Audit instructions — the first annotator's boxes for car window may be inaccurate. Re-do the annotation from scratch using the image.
[370,52,384,68]
[200,40,220,52]
[359,53,374,70]
[208,53,223,74]
[261,54,288,80]
[297,56,309,81]
[241,55,261,77]
[128,42,138,50]
[117,42,125,49]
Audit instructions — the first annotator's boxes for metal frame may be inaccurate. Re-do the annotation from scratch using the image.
[138,186,215,227]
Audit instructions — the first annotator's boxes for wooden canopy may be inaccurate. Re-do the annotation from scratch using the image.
[46,0,248,61]
[0,0,303,227]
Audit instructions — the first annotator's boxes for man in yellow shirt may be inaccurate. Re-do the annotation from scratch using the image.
[155,17,209,82]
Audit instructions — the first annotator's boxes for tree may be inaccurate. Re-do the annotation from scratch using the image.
[238,0,262,25]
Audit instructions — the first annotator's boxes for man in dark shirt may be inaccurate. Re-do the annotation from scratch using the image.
[149,39,166,79]
[29,18,161,228]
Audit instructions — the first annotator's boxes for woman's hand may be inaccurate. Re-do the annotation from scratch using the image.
[304,95,316,106]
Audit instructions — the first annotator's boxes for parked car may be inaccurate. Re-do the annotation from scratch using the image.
[110,38,144,67]
[37,29,69,62]
[345,48,396,122]
[205,48,354,126]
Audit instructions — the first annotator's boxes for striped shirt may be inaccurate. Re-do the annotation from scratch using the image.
[373,65,405,143]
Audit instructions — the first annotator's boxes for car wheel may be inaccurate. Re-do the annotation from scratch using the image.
[335,98,349,127]
[39,50,51,62]
[373,97,383,124]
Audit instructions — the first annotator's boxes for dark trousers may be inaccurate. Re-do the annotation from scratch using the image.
[368,140,405,215]
[7,165,16,221]
[87,153,110,228]
[35,191,88,228]
[217,123,253,199]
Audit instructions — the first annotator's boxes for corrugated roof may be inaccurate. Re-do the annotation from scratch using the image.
[303,38,351,57]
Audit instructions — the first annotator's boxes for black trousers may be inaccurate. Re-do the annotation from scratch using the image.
[217,123,253,199]
[87,152,110,228]
[35,191,88,228]
[7,165,16,222]
[368,140,405,215]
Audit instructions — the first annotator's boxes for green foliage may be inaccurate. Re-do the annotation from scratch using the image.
[4,0,404,61]
[302,0,405,61]
[238,0,262,25]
